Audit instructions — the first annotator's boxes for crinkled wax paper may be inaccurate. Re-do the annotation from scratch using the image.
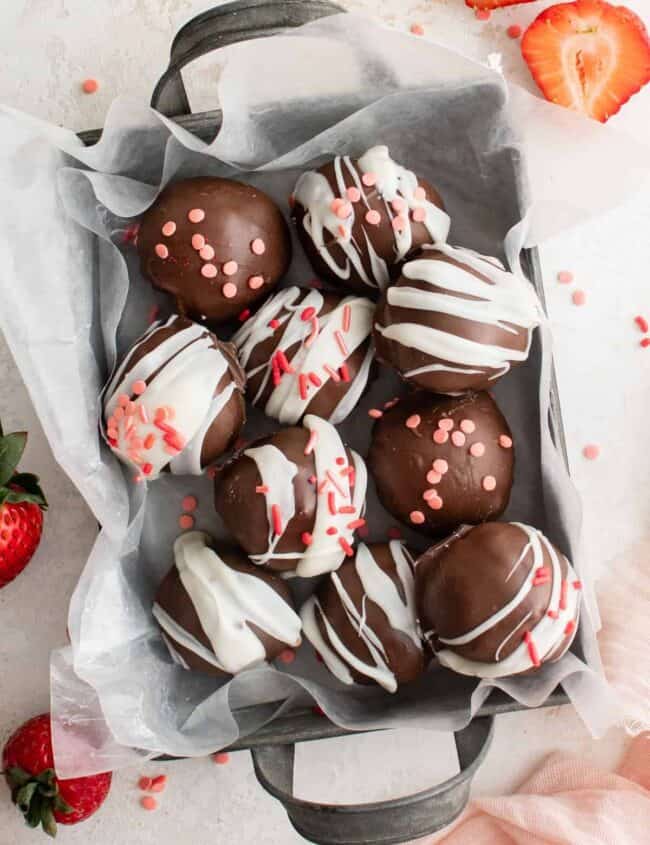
[0,13,643,777]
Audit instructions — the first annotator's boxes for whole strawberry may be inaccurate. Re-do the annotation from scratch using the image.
[2,714,112,837]
[0,421,47,589]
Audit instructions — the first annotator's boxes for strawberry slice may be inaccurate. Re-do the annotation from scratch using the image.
[522,1,650,122]
[466,0,535,8]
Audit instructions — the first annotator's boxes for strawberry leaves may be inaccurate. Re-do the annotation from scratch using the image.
[0,425,47,509]
[6,767,73,838]
[0,432,27,487]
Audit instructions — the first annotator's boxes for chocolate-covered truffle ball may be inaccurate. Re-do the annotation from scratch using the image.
[153,531,302,677]
[367,391,514,536]
[415,522,581,678]
[232,285,374,424]
[102,315,245,479]
[291,145,450,296]
[137,177,291,323]
[214,415,367,577]
[374,244,541,394]
[301,541,424,692]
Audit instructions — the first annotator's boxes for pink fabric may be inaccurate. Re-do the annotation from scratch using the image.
[419,733,649,844]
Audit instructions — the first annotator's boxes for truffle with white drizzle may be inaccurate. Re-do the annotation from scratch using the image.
[301,542,425,693]
[102,315,245,480]
[374,244,542,394]
[416,522,581,678]
[232,286,374,424]
[153,531,302,677]
[291,146,450,296]
[214,415,367,576]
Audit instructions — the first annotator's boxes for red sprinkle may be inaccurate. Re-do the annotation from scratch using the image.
[326,526,338,536]
[213,752,230,765]
[301,306,316,321]
[142,463,153,476]
[278,649,295,664]
[368,408,383,419]
[312,705,326,717]
[641,338,650,348]
[269,318,280,329]
[179,514,194,530]
[347,518,365,530]
[634,315,649,333]
[507,24,522,39]
[182,495,198,512]
[339,537,354,556]
[238,309,251,322]
[304,429,318,455]
[560,579,568,610]
[138,777,153,791]
[140,796,158,811]
[573,580,582,590]
[338,505,356,514]
[301,532,313,546]
[299,373,309,401]
[564,619,576,636]
[335,457,345,465]
[328,491,337,515]
[272,358,281,387]
[342,304,352,333]
[150,775,167,793]
[309,372,322,387]
[271,504,283,536]
[82,78,99,94]
[475,8,491,21]
[547,609,559,619]
[276,349,294,374]
[340,363,350,382]
[410,22,424,36]
[523,631,540,667]
[255,485,269,494]
[339,466,354,478]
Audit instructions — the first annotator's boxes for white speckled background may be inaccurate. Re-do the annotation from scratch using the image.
[1,1,649,843]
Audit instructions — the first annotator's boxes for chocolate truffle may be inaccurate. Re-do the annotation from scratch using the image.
[374,244,541,395]
[153,531,302,677]
[214,415,367,577]
[102,315,245,480]
[137,177,291,323]
[232,286,374,424]
[416,522,581,678]
[291,145,450,296]
[301,541,424,692]
[367,391,514,536]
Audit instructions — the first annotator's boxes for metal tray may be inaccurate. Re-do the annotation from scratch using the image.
[78,3,570,843]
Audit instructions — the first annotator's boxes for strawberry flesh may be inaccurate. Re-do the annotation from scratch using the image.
[522,0,650,122]
[466,0,535,7]
[0,501,43,588]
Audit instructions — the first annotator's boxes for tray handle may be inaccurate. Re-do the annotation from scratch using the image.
[151,0,346,117]
[250,715,494,845]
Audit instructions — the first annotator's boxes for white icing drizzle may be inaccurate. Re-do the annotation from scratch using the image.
[293,145,450,290]
[300,541,421,692]
[232,286,374,425]
[246,415,367,577]
[103,316,242,479]
[434,523,581,678]
[155,531,302,676]
[375,243,542,382]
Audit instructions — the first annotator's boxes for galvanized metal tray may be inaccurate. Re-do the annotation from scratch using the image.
[79,2,570,842]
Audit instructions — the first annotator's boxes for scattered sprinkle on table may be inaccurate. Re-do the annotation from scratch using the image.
[179,514,194,530]
[182,495,198,513]
[475,8,491,21]
[641,338,650,348]
[557,270,574,284]
[634,315,648,333]
[582,444,600,460]
[140,796,158,811]
[82,78,99,94]
[507,25,522,39]
[572,290,587,306]
[213,752,230,765]
[278,649,295,664]
[410,23,424,36]
[150,775,167,793]
[138,777,153,791]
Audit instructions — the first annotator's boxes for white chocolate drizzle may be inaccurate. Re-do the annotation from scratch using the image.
[293,145,450,290]
[300,541,420,692]
[153,531,301,676]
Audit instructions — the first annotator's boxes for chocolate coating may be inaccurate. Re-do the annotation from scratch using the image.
[367,392,514,536]
[138,177,291,323]
[301,542,425,691]
[374,245,540,394]
[155,542,297,678]
[415,523,581,678]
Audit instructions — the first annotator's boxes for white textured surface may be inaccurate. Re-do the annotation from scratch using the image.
[1,1,648,842]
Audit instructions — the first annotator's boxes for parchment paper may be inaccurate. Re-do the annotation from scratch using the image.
[0,14,639,777]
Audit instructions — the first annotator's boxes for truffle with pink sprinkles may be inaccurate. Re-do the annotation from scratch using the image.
[102,315,245,480]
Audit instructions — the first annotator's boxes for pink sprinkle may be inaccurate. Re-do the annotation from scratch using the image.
[125,401,137,416]
[144,434,155,450]
[414,186,426,200]
[278,649,295,665]
[346,186,361,202]
[582,444,600,460]
[248,275,264,290]
[113,406,124,421]
[250,238,266,255]
[222,260,238,276]
[323,364,341,383]
[499,435,513,449]
[438,418,454,431]
[118,393,130,407]
[412,207,426,223]
[182,495,198,512]
[188,208,205,223]
[339,537,354,557]
[507,24,522,39]
[330,198,344,213]
[387,526,402,540]
[155,243,169,259]
[140,796,158,811]
[192,233,206,250]
[572,290,587,306]
[365,209,381,225]
[336,203,352,220]
[161,221,176,237]
[337,225,348,239]
[482,475,497,491]
[523,631,540,668]
[422,488,438,501]
[201,263,218,278]
[426,470,442,485]
[405,414,421,429]
[475,8,491,21]
[256,485,269,494]
[557,270,574,284]
[433,459,449,474]
[410,22,424,36]
[132,380,147,395]
[139,406,149,424]
[200,244,215,261]
[433,429,448,445]
[470,442,486,458]
[304,429,318,455]
[150,775,167,793]
[179,514,194,530]
[106,427,118,440]
[222,282,237,299]
[368,409,383,419]
[334,330,349,357]
[460,419,476,434]
[392,215,407,232]
[362,172,377,187]
[213,752,230,765]
[451,431,466,447]
[427,495,444,510]
[342,304,352,333]
[409,510,425,525]
[391,198,406,214]
[308,372,322,387]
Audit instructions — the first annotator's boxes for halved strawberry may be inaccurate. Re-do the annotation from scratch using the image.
[522,1,650,122]
[466,0,535,8]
